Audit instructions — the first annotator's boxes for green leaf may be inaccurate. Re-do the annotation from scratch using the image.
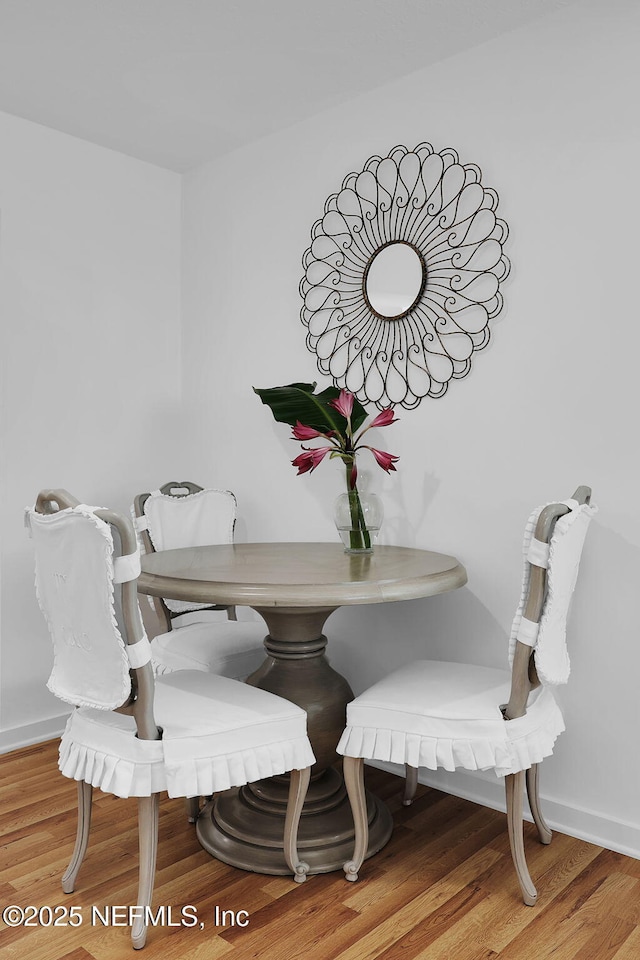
[253,383,368,434]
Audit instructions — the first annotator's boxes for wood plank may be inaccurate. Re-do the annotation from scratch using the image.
[496,861,635,960]
[610,926,640,960]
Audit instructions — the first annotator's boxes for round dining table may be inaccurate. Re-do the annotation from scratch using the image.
[138,541,467,876]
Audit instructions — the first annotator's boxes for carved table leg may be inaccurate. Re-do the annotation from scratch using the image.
[196,606,393,874]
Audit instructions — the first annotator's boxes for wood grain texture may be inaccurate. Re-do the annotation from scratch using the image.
[1,739,638,960]
[138,542,468,608]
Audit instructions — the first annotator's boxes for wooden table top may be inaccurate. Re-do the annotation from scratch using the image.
[138,541,467,609]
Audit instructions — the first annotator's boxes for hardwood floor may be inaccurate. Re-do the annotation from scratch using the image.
[1,739,638,959]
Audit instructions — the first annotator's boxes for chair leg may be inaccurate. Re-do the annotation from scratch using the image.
[185,797,200,823]
[526,763,552,845]
[343,756,367,882]
[505,771,537,906]
[131,794,160,950]
[62,780,92,894]
[283,766,311,883]
[403,763,419,806]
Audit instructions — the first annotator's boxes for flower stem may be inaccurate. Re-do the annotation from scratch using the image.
[345,463,371,551]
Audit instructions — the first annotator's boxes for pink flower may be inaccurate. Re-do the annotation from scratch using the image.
[368,447,400,473]
[292,421,326,441]
[329,389,354,420]
[292,447,333,475]
[368,408,398,428]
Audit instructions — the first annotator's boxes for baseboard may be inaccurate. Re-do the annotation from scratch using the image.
[0,713,69,755]
[368,760,640,861]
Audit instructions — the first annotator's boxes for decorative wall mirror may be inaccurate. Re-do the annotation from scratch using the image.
[299,143,510,409]
[363,241,426,320]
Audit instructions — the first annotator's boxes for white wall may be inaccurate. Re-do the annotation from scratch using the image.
[181,0,640,855]
[0,111,183,746]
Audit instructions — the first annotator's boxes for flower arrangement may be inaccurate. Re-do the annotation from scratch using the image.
[254,382,399,551]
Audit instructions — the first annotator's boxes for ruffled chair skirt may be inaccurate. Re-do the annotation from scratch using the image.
[59,670,315,798]
[337,660,564,778]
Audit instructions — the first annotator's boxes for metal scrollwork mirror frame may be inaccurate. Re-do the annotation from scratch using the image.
[299,142,510,409]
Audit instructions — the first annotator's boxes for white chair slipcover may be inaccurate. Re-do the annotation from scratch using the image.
[509,497,595,684]
[337,661,565,779]
[29,503,135,710]
[135,487,235,616]
[337,492,596,906]
[59,670,314,800]
[28,495,314,949]
[133,485,265,680]
[149,620,266,679]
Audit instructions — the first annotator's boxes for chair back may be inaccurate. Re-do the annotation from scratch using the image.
[505,485,597,717]
[28,489,158,738]
[133,482,237,619]
[135,482,237,552]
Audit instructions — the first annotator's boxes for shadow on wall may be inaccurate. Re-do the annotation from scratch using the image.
[326,586,506,697]
[379,470,441,549]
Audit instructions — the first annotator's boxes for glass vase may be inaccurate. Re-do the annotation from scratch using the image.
[333,486,384,553]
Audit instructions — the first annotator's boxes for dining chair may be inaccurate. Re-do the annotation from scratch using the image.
[27,490,314,950]
[132,481,265,680]
[337,486,596,906]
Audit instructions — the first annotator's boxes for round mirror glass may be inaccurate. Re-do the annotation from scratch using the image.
[364,241,426,319]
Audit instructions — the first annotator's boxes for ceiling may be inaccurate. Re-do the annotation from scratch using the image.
[0,0,574,172]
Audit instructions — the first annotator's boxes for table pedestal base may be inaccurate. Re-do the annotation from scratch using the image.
[196,766,393,875]
[196,605,394,874]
